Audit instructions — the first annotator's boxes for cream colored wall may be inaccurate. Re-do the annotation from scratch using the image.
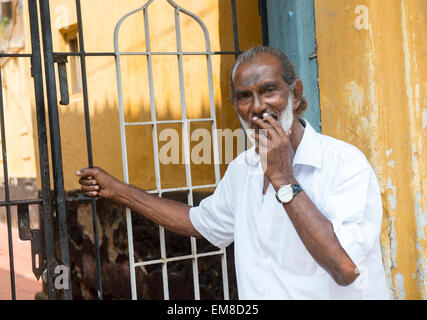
[314,0,427,299]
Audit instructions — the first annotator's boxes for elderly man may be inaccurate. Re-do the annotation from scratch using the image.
[77,46,389,299]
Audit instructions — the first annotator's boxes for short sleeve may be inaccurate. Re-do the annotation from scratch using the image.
[189,163,235,248]
[323,153,383,269]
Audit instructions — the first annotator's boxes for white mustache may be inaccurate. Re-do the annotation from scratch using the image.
[239,93,294,142]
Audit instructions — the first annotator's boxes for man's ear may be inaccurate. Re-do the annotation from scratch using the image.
[292,78,303,111]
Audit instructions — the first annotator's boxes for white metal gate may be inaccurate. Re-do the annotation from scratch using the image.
[114,0,238,300]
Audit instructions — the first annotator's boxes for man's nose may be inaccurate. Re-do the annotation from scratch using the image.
[252,94,266,116]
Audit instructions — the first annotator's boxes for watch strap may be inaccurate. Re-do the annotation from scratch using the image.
[291,184,303,196]
[275,183,303,203]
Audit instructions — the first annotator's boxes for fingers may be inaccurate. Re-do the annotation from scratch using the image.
[79,177,97,186]
[81,184,100,194]
[252,116,278,140]
[261,113,287,138]
[76,167,100,178]
[83,190,99,197]
[78,177,99,197]
[77,169,100,197]
[253,131,269,146]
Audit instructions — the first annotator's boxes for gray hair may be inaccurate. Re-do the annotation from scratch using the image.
[230,46,307,116]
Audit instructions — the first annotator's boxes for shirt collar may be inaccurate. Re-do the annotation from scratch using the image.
[292,119,322,169]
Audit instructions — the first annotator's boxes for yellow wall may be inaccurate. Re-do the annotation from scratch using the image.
[314,0,426,299]
[1,56,36,179]
[0,2,36,181]
[38,0,262,191]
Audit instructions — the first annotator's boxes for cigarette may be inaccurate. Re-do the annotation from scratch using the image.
[262,112,279,120]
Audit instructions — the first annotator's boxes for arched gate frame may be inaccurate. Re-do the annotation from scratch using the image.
[114,0,235,300]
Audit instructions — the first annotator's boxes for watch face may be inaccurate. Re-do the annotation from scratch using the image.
[278,185,293,203]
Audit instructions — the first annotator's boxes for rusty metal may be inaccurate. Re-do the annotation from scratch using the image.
[17,204,44,281]
[54,55,70,106]
[28,0,57,299]
[39,0,72,300]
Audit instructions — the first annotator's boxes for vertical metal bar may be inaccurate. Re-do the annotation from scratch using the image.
[231,0,246,152]
[205,16,230,303]
[258,0,269,46]
[39,0,72,300]
[114,37,137,300]
[173,7,200,300]
[167,0,230,300]
[113,2,156,300]
[75,0,103,300]
[0,65,16,301]
[204,14,230,303]
[205,45,221,184]
[231,0,240,57]
[28,0,57,300]
[142,7,170,300]
[159,225,169,300]
[57,59,70,106]
[220,248,230,299]
[143,8,161,195]
[115,67,138,299]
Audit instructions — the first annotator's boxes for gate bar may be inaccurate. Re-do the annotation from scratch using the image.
[170,0,229,299]
[75,0,103,300]
[113,0,156,300]
[258,0,269,46]
[231,0,247,155]
[0,53,32,57]
[39,0,72,300]
[142,5,170,300]
[172,5,200,300]
[28,0,57,299]
[231,0,240,57]
[134,249,224,267]
[52,51,240,57]
[0,199,42,206]
[0,66,16,300]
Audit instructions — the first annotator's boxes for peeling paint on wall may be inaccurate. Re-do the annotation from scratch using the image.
[386,149,395,168]
[315,0,427,299]
[423,109,427,129]
[414,191,427,297]
[386,179,397,212]
[393,272,406,300]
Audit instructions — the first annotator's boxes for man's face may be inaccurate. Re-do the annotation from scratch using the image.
[232,53,294,137]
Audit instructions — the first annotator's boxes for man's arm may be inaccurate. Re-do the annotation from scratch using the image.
[255,114,359,286]
[76,167,202,238]
[277,183,359,286]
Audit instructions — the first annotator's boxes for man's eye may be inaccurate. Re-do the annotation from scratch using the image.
[238,94,249,100]
[264,87,275,93]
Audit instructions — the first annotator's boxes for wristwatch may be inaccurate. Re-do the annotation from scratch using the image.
[275,183,303,204]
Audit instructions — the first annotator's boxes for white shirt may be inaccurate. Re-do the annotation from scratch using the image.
[189,119,390,299]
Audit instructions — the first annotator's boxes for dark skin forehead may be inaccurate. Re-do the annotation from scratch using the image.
[233,53,286,90]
